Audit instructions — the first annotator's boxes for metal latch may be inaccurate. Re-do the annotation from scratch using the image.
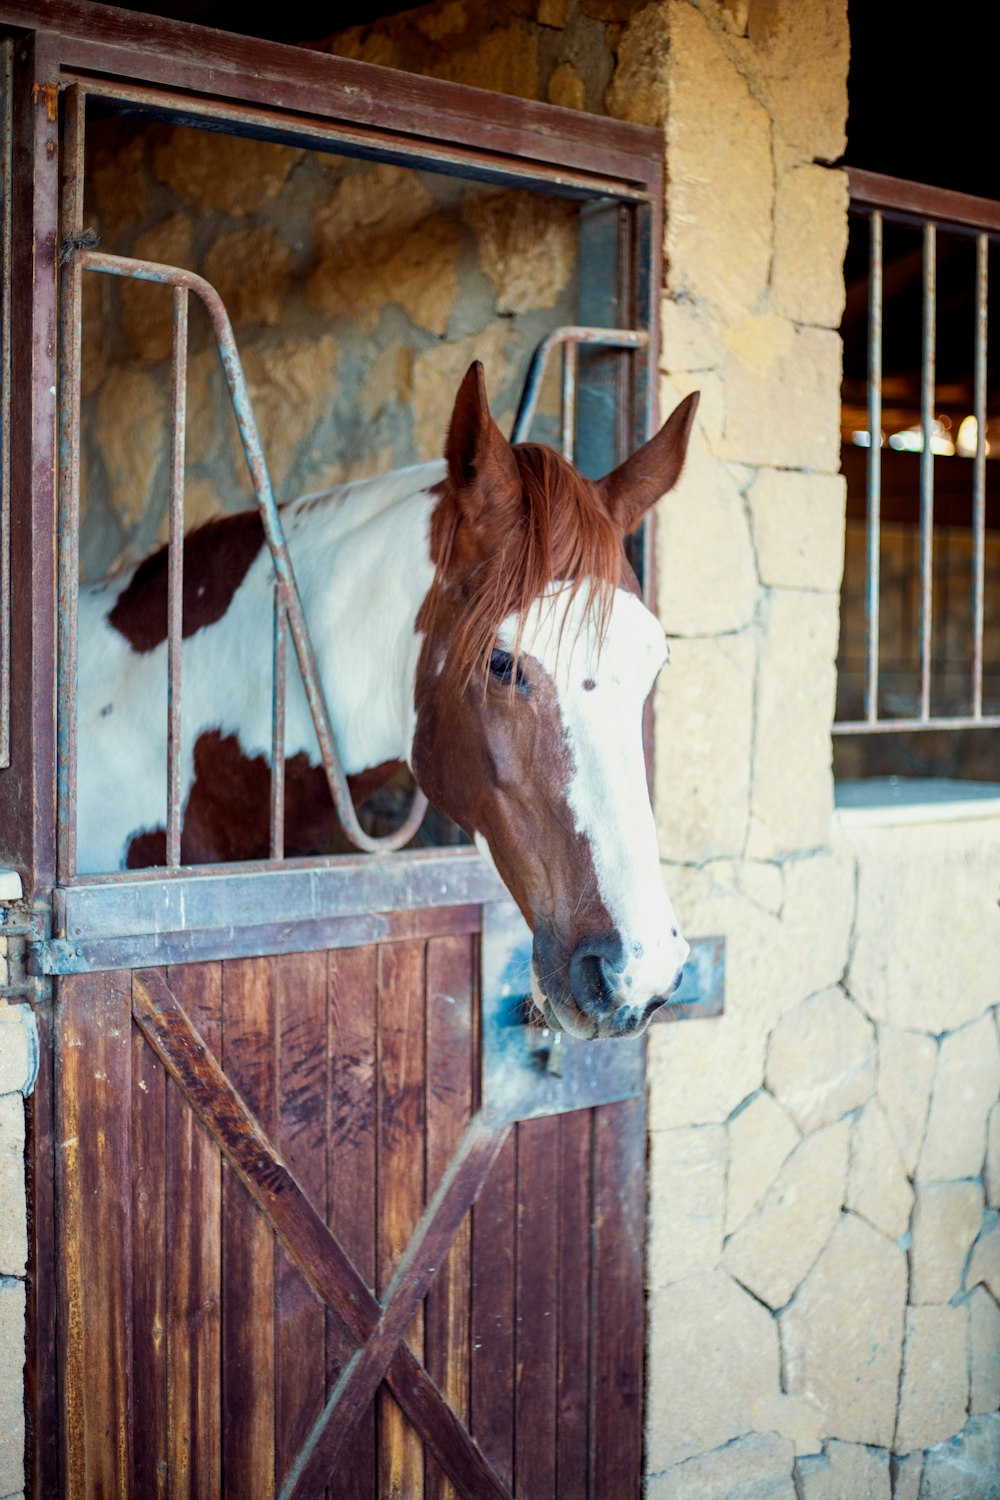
[0,907,49,1002]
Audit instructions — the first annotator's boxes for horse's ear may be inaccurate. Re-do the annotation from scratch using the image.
[445,361,521,524]
[598,391,700,535]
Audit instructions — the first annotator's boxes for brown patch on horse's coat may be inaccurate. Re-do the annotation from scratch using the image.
[108,509,266,653]
[124,731,404,866]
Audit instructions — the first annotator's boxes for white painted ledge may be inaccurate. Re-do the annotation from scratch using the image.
[0,871,22,902]
[835,778,1000,828]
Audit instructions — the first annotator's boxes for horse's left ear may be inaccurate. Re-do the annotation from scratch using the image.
[598,391,700,535]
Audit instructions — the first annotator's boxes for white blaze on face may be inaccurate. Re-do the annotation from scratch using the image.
[499,585,690,1008]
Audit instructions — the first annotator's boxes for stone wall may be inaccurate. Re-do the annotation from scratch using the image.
[0,907,34,1500]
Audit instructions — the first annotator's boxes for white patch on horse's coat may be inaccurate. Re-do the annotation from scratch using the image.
[77,461,443,872]
[499,586,689,1007]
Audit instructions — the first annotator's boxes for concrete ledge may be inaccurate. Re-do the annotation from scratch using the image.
[834,778,1000,828]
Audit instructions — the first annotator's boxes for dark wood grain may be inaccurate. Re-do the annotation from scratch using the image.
[131,980,168,1499]
[514,1114,560,1500]
[165,962,223,1500]
[555,1111,592,1500]
[470,1133,516,1490]
[57,970,133,1499]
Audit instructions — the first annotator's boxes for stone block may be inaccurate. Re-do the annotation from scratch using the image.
[841,821,1000,1034]
[889,1453,922,1500]
[662,5,773,323]
[969,1285,1000,1416]
[646,1270,782,1470]
[96,367,166,533]
[0,1279,24,1498]
[647,1431,796,1500]
[894,1304,968,1454]
[794,1440,890,1500]
[909,1181,984,1304]
[653,634,755,863]
[202,226,293,329]
[661,293,723,373]
[746,0,849,161]
[547,62,585,109]
[726,1090,800,1237]
[648,1126,726,1287]
[875,1026,937,1176]
[746,589,839,859]
[779,1213,905,1446]
[779,852,855,1005]
[736,860,783,915]
[746,469,846,592]
[237,335,339,497]
[770,165,849,328]
[846,1099,913,1241]
[968,1214,1000,1302]
[918,1014,1000,1181]
[89,127,149,241]
[723,1122,848,1309]
[463,189,576,314]
[409,324,516,464]
[121,213,195,363]
[765,989,876,1133]
[0,1013,34,1099]
[153,127,299,215]
[749,1393,822,1457]
[987,1100,1000,1210]
[648,1002,768,1130]
[0,1098,26,1279]
[720,324,842,474]
[919,1413,1000,1500]
[603,2,669,127]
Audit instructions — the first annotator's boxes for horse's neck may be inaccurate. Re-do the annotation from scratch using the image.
[284,462,443,774]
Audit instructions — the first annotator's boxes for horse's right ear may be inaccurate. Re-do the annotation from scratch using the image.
[598,391,700,535]
[445,362,521,527]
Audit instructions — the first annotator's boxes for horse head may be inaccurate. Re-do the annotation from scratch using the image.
[413,362,698,1040]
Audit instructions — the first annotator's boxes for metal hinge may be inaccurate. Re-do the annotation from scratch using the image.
[0,907,50,1003]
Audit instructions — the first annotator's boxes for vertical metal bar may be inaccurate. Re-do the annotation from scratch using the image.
[864,211,883,724]
[918,220,936,721]
[56,84,85,883]
[971,232,987,719]
[270,585,286,861]
[166,286,188,868]
[0,41,12,770]
[561,340,577,460]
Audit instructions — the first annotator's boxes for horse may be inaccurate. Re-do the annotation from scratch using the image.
[78,361,698,1040]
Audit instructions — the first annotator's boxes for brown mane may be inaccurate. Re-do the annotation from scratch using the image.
[430,442,623,691]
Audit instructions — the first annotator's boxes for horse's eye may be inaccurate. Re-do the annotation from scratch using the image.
[489,649,528,692]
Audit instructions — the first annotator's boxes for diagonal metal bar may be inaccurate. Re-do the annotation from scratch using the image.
[131,968,513,1500]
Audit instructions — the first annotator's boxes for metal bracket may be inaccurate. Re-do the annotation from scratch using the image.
[0,906,50,1002]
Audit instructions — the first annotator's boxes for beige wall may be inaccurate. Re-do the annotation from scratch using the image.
[0,920,33,1500]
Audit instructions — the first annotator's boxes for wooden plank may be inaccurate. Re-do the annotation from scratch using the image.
[555,1111,591,1500]
[56,970,133,1499]
[377,940,426,1500]
[425,935,474,1500]
[589,1099,645,1500]
[221,957,277,1498]
[470,1133,516,1491]
[514,1115,559,1500]
[131,974,168,1499]
[274,950,329,1491]
[165,962,223,1500]
[326,943,378,1500]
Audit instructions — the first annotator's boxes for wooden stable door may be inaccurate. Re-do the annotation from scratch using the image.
[51,915,645,1499]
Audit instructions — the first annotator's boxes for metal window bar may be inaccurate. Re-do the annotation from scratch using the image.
[835,172,1000,736]
[511,326,650,450]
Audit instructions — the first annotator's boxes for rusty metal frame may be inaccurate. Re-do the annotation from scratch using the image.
[836,168,1000,736]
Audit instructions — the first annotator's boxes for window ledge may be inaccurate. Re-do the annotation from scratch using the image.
[834,778,1000,828]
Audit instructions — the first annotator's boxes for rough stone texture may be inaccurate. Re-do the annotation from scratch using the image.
[647,1432,796,1500]
[409,323,516,463]
[89,126,149,239]
[720,323,843,473]
[463,189,575,313]
[662,4,773,324]
[547,61,585,108]
[909,1181,984,1305]
[646,1270,782,1470]
[152,127,299,214]
[875,1026,938,1176]
[726,1091,800,1237]
[987,1099,1000,1210]
[746,589,839,859]
[968,1215,1000,1302]
[745,0,849,161]
[842,820,1000,1033]
[603,2,670,128]
[96,367,166,532]
[765,989,876,1133]
[746,469,846,592]
[237,336,339,497]
[748,1393,822,1457]
[846,1099,913,1241]
[121,213,195,362]
[969,1285,1000,1416]
[794,1441,891,1500]
[889,1453,922,1500]
[770,164,849,328]
[648,1126,726,1287]
[307,164,461,335]
[202,226,293,329]
[724,1122,848,1309]
[780,1213,906,1446]
[0,1013,32,1099]
[653,633,755,863]
[919,1414,1000,1500]
[917,1014,1000,1181]
[895,1305,969,1455]
[661,293,723,372]
[0,1279,24,1498]
[0,1098,26,1279]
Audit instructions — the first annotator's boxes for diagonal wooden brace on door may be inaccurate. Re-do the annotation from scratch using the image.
[132,969,513,1500]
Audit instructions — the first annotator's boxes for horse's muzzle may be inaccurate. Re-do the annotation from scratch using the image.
[532,929,686,1040]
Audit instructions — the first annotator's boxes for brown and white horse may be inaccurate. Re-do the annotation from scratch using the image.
[79,362,698,1039]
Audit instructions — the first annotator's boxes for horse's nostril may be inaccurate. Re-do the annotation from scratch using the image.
[669,967,685,996]
[568,941,623,1016]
